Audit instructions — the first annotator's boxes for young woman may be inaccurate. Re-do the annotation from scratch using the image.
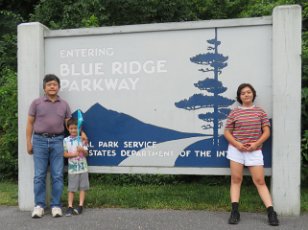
[224,83,279,226]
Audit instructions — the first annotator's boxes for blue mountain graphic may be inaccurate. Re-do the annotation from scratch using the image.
[72,104,272,168]
[73,103,207,166]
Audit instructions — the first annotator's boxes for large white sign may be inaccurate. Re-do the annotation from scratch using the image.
[44,25,272,169]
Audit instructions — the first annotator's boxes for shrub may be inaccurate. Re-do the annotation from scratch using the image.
[0,68,18,180]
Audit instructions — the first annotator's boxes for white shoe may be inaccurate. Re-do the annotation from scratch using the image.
[32,205,44,218]
[51,207,63,218]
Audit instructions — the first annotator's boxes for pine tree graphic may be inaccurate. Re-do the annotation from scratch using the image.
[175,28,234,154]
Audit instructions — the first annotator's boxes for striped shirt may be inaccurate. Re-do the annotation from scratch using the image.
[225,106,270,149]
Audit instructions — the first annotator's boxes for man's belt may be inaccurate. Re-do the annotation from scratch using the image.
[34,132,64,138]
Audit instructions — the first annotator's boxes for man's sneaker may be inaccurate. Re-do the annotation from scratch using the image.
[74,206,83,215]
[228,210,240,224]
[31,205,44,218]
[51,207,63,218]
[268,211,279,226]
[65,207,74,217]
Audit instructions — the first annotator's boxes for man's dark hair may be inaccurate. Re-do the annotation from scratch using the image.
[43,74,60,88]
[236,83,257,104]
[67,117,78,128]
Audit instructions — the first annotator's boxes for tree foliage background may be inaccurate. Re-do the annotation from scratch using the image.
[0,0,307,183]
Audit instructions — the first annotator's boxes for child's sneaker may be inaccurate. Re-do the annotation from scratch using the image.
[51,207,63,218]
[65,207,74,217]
[268,211,279,226]
[228,210,240,224]
[31,205,44,218]
[74,206,83,215]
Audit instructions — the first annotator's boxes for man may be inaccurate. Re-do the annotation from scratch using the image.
[26,74,71,218]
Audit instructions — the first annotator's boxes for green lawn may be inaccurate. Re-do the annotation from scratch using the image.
[0,181,18,206]
[1,176,307,212]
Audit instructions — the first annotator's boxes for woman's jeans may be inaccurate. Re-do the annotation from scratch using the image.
[32,134,64,208]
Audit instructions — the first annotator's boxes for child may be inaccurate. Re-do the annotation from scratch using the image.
[63,118,89,217]
[224,83,279,226]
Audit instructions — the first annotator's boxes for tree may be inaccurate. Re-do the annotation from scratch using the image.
[0,0,39,20]
[0,10,22,70]
[175,28,234,154]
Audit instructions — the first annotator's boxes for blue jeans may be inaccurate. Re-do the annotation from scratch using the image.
[32,134,64,208]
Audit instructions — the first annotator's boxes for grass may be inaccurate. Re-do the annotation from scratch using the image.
[78,183,262,211]
[301,187,308,212]
[0,181,18,206]
[1,176,308,213]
